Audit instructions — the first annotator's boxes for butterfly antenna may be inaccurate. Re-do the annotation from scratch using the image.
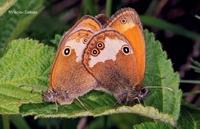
[195,14,200,20]
[76,98,89,111]
[55,101,59,112]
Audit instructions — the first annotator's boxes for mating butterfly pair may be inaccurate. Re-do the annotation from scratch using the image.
[43,8,147,105]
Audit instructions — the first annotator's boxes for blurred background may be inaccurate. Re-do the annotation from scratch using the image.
[0,0,200,129]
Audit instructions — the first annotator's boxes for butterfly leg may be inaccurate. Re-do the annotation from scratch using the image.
[113,91,129,104]
[43,89,74,105]
[54,101,59,112]
[124,96,141,105]
[56,91,74,105]
[125,88,149,105]
[138,87,148,99]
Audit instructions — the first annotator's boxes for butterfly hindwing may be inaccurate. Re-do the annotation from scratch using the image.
[83,29,139,103]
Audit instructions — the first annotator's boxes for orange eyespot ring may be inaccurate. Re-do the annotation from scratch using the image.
[120,18,127,24]
[91,48,100,57]
[121,45,130,55]
[96,41,105,50]
[63,46,71,56]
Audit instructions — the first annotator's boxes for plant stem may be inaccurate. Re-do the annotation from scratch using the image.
[180,80,200,84]
[141,15,200,41]
[183,90,200,96]
[10,115,31,129]
[2,115,10,129]
[106,0,112,17]
[145,0,158,15]
[104,116,108,128]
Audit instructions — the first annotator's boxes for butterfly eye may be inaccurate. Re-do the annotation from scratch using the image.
[120,18,127,24]
[91,48,100,57]
[63,47,71,56]
[96,42,105,50]
[121,45,131,55]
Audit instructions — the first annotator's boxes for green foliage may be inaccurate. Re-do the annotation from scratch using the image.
[110,114,149,129]
[0,30,183,127]
[0,0,16,16]
[2,115,9,129]
[0,39,55,113]
[133,122,173,129]
[50,34,62,47]
[143,31,182,120]
[191,60,200,73]
[141,15,200,41]
[0,0,45,56]
[1,1,199,128]
[24,13,68,45]
[177,104,200,129]
[180,60,200,85]
[82,0,98,16]
[10,115,31,129]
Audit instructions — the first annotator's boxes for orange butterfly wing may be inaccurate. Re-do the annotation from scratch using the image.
[83,29,138,103]
[43,16,101,104]
[107,8,145,89]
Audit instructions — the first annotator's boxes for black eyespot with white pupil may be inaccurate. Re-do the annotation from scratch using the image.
[122,45,131,55]
[96,42,104,50]
[93,50,97,54]
[63,47,71,56]
[120,18,127,24]
[98,43,102,47]
[91,48,99,56]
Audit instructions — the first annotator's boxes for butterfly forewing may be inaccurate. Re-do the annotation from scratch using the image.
[107,8,145,88]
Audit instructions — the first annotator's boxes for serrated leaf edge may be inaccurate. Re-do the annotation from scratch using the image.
[27,104,176,126]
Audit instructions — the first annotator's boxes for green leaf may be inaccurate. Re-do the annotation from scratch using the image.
[0,0,16,16]
[87,117,113,129]
[133,122,173,129]
[143,30,182,120]
[82,0,98,16]
[0,39,55,113]
[50,34,62,47]
[141,15,200,41]
[0,30,181,126]
[2,115,10,129]
[177,104,200,129]
[21,100,175,126]
[0,0,45,56]
[24,13,69,45]
[10,115,31,129]
[110,113,152,129]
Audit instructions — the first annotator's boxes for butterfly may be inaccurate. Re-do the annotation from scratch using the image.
[43,15,102,105]
[43,8,147,105]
